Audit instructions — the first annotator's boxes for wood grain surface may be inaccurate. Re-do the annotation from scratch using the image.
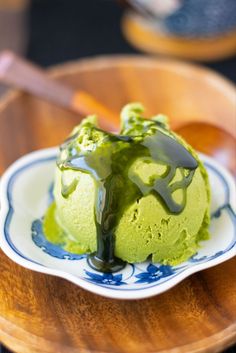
[0,56,235,353]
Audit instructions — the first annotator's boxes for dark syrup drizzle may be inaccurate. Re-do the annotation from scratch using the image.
[57,114,198,273]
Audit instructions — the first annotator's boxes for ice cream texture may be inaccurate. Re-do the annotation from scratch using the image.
[43,103,210,272]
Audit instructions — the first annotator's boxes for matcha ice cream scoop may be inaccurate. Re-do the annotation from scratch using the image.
[43,103,210,272]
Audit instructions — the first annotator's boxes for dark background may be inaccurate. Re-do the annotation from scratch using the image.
[1,0,236,352]
[26,0,236,83]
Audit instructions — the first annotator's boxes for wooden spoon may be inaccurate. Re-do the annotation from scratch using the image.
[176,122,236,177]
[0,50,119,130]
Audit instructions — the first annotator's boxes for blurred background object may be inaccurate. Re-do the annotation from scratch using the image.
[0,0,29,94]
[123,0,236,61]
[0,0,235,82]
[24,0,236,81]
[126,0,236,37]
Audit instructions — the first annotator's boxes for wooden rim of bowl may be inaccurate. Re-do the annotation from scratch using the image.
[0,55,235,137]
[0,54,235,107]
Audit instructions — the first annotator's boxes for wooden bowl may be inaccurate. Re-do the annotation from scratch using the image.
[0,56,235,353]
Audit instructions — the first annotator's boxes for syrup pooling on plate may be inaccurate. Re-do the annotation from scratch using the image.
[57,104,198,273]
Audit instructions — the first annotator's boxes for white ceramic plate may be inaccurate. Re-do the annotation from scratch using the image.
[0,148,235,299]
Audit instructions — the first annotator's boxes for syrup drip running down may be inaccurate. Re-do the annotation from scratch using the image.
[58,108,198,273]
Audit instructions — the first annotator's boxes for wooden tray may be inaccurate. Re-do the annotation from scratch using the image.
[0,56,235,353]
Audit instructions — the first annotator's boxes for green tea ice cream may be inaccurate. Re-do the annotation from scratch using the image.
[43,103,210,272]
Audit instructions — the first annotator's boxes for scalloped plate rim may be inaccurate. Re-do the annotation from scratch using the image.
[0,147,235,300]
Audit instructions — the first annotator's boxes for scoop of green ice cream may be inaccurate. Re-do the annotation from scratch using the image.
[44,103,210,267]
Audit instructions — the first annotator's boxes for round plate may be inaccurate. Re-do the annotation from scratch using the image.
[0,56,235,353]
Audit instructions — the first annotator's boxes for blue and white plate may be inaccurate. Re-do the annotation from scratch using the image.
[0,148,235,299]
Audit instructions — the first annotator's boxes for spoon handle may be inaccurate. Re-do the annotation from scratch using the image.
[0,51,119,129]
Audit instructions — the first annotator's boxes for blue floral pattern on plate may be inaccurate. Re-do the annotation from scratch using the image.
[85,271,126,286]
[135,264,176,284]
